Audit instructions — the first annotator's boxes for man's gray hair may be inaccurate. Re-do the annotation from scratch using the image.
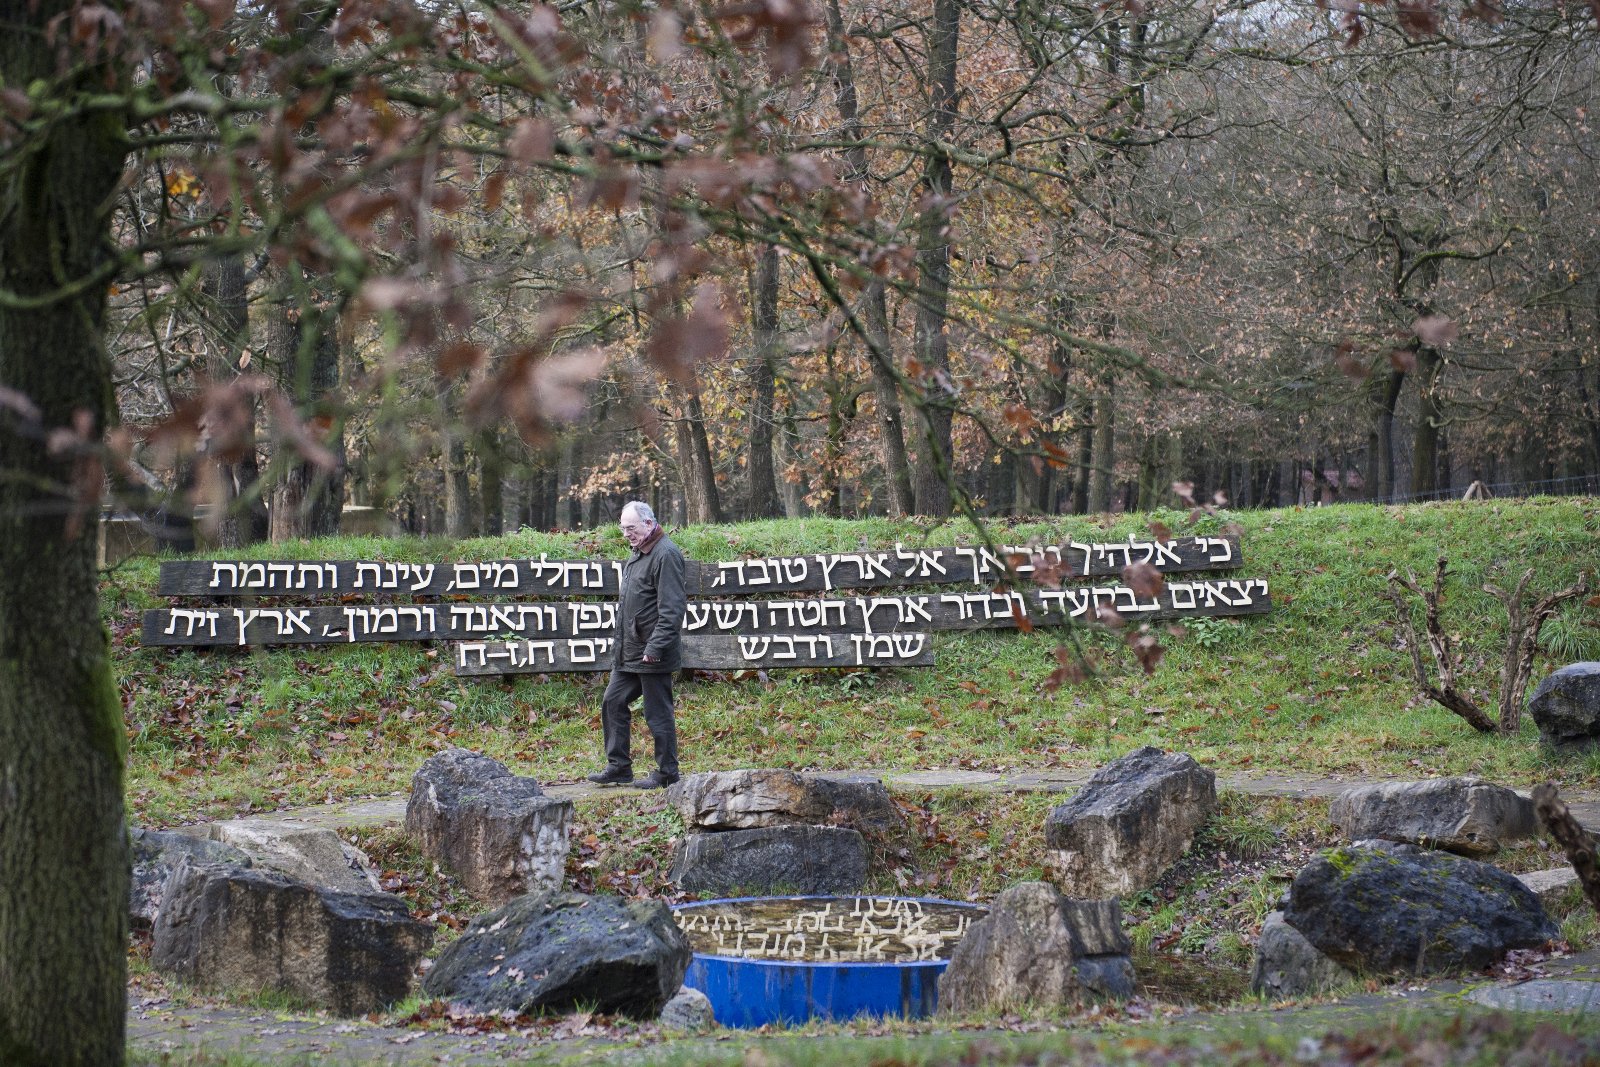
[621,500,656,524]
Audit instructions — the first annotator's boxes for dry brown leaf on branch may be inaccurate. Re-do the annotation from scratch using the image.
[1413,314,1458,346]
[265,393,339,472]
[646,283,731,383]
[1334,340,1368,380]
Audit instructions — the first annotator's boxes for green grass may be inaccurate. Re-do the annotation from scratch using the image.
[115,498,1600,827]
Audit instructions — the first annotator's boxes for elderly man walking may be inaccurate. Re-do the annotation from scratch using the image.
[587,501,686,789]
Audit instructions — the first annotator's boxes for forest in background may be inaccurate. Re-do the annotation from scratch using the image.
[91,1,1600,538]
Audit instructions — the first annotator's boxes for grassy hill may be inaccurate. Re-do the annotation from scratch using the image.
[108,497,1600,828]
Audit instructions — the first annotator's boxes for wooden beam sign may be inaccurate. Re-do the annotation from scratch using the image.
[156,535,1242,598]
[145,535,1271,679]
[143,577,1270,649]
[453,632,935,676]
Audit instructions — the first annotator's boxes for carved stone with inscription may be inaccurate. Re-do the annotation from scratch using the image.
[151,857,432,1015]
[938,882,1132,1014]
[1044,747,1217,899]
[1329,777,1538,856]
[669,825,869,895]
[421,891,689,1018]
[207,819,379,895]
[405,748,573,904]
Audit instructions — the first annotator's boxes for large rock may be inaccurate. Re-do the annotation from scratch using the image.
[151,858,432,1015]
[422,891,688,1019]
[1061,897,1137,1000]
[130,827,252,929]
[1329,777,1538,856]
[1529,662,1600,749]
[208,818,378,894]
[405,748,573,904]
[1283,840,1559,975]
[669,769,899,832]
[1250,911,1356,999]
[807,773,904,834]
[659,986,715,1031]
[669,769,828,829]
[939,882,1133,1014]
[668,825,867,894]
[1044,747,1217,899]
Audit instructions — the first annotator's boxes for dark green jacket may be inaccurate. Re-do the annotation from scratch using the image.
[614,533,686,673]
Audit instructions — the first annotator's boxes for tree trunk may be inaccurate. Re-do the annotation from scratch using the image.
[778,395,806,517]
[1376,366,1406,501]
[671,380,723,524]
[1411,346,1442,498]
[268,277,344,540]
[825,0,915,517]
[1088,376,1117,514]
[1072,399,1094,514]
[478,427,504,536]
[200,256,267,546]
[1028,292,1076,514]
[0,8,130,1064]
[746,246,782,519]
[911,0,960,518]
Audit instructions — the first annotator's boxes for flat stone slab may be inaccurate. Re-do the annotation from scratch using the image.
[881,770,1001,788]
[1466,979,1600,1013]
[1518,868,1580,909]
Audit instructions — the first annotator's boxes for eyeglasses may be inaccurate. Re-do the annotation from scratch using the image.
[620,522,646,533]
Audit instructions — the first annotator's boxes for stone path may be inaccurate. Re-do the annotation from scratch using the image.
[191,766,1600,834]
[134,766,1600,1064]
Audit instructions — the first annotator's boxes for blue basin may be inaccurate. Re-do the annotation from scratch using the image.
[673,895,985,1028]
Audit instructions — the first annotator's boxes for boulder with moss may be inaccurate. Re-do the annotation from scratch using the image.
[1283,840,1558,975]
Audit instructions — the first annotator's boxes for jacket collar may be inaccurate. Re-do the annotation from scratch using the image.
[633,524,665,556]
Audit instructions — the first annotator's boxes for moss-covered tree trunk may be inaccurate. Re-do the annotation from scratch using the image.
[0,6,130,1064]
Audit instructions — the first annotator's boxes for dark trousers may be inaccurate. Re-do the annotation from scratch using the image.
[601,670,679,777]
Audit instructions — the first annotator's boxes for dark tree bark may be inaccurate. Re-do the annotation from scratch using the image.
[267,278,344,540]
[778,394,806,517]
[825,0,915,516]
[1533,785,1600,918]
[1411,345,1443,498]
[0,7,130,1064]
[200,256,267,546]
[434,377,472,539]
[1072,399,1094,513]
[746,245,782,519]
[478,426,504,536]
[1088,376,1117,514]
[910,0,960,518]
[671,379,723,524]
[1369,366,1406,502]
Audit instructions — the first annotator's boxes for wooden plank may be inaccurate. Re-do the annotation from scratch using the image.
[141,577,1270,648]
[452,632,935,676]
[156,536,1243,597]
[156,558,624,597]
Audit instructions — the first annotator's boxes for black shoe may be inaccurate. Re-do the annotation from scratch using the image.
[633,770,680,790]
[586,767,634,786]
